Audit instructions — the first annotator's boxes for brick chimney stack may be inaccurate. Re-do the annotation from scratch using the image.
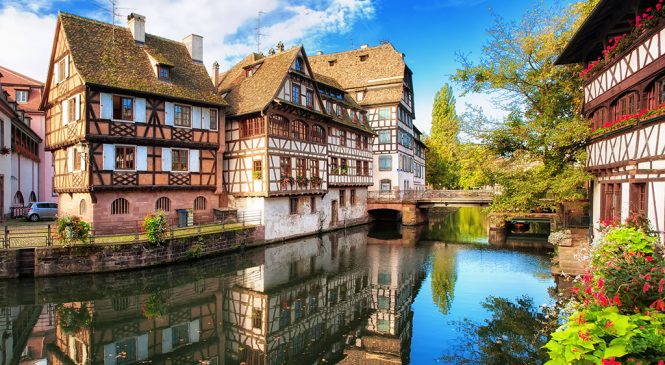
[127,13,146,44]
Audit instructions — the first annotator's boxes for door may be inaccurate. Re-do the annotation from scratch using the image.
[331,200,338,226]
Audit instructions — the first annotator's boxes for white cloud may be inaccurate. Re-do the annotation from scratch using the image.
[0,6,56,81]
[0,0,374,81]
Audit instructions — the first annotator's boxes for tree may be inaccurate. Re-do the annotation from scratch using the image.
[452,1,599,211]
[426,84,461,189]
[431,245,458,314]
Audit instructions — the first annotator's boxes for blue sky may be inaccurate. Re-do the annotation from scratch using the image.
[0,0,575,133]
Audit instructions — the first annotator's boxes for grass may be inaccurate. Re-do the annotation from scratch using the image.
[1,219,255,248]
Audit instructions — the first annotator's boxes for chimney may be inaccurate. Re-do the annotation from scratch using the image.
[127,13,146,43]
[212,61,219,87]
[183,34,203,63]
[360,44,368,49]
[316,51,323,55]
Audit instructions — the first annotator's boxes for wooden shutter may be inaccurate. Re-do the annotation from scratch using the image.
[189,320,200,343]
[103,342,116,365]
[74,94,81,121]
[62,100,69,125]
[100,93,113,120]
[64,56,70,78]
[136,146,148,171]
[189,149,200,172]
[137,334,149,360]
[201,108,210,129]
[103,144,115,170]
[165,102,174,126]
[134,97,146,123]
[192,106,202,129]
[54,61,60,84]
[161,147,171,172]
[67,147,74,173]
[162,328,172,354]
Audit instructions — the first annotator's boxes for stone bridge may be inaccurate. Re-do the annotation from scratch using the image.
[367,189,495,225]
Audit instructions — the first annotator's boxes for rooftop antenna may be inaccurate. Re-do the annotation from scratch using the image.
[255,10,265,53]
[93,0,124,44]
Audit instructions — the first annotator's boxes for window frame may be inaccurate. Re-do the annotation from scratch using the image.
[269,115,290,138]
[291,84,301,105]
[158,65,171,80]
[174,104,192,128]
[379,155,392,171]
[114,145,136,171]
[253,160,263,180]
[111,197,130,215]
[171,148,189,172]
[310,124,326,144]
[291,120,308,141]
[209,109,219,131]
[379,130,391,144]
[289,197,298,215]
[194,196,207,211]
[15,90,28,104]
[57,58,67,83]
[113,95,134,122]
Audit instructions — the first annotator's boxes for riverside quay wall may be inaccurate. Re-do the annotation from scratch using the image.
[0,226,264,279]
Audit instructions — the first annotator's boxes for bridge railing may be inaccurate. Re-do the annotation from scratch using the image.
[368,189,495,203]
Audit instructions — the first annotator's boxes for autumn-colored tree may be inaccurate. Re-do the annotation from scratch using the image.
[452,1,599,211]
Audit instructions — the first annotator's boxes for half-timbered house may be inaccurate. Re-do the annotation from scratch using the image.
[218,44,373,241]
[0,66,54,207]
[310,43,423,194]
[557,0,665,239]
[40,13,226,232]
[0,76,42,219]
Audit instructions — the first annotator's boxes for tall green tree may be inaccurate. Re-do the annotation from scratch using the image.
[426,84,461,189]
[452,1,598,212]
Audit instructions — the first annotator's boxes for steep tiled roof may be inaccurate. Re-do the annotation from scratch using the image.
[218,47,300,116]
[309,43,406,89]
[0,65,44,113]
[56,12,225,106]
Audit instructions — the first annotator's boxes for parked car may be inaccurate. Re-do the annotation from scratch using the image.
[24,202,58,222]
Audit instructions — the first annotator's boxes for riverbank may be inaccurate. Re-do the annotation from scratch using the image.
[0,217,375,279]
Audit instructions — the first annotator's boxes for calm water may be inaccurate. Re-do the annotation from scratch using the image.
[0,207,553,365]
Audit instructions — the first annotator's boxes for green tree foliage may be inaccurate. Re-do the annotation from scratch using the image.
[452,1,599,212]
[427,207,489,244]
[427,84,461,189]
[430,245,458,314]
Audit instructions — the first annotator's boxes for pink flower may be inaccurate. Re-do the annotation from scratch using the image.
[598,278,604,289]
[613,295,621,306]
[646,256,654,262]
[644,282,652,293]
[602,357,622,365]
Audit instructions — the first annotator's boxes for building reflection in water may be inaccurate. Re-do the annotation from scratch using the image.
[0,224,428,365]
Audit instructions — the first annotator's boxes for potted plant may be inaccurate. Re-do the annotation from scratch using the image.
[296,175,309,189]
[340,167,348,175]
[310,176,322,189]
[56,216,91,245]
[252,170,262,180]
[0,147,11,155]
[280,176,294,190]
[142,211,168,245]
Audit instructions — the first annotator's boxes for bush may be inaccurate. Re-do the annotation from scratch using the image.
[57,304,92,333]
[545,226,665,364]
[142,211,169,245]
[56,216,91,245]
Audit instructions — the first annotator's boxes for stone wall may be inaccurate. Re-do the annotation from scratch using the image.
[0,249,17,278]
[31,226,261,277]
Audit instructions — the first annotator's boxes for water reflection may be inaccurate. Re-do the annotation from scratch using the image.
[0,208,554,365]
[426,207,489,244]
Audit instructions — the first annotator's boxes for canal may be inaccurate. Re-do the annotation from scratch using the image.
[0,207,554,365]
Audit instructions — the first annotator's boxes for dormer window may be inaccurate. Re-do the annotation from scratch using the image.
[359,54,368,62]
[158,65,172,80]
[15,90,28,104]
[295,57,304,72]
[328,60,337,67]
[356,91,365,101]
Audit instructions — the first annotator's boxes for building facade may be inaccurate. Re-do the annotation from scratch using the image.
[41,13,226,232]
[219,45,374,241]
[557,0,665,240]
[310,43,423,194]
[0,76,42,219]
[0,66,54,206]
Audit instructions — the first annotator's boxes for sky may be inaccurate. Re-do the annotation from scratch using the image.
[0,0,574,134]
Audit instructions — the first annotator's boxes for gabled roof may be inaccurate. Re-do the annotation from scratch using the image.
[217,47,301,116]
[557,0,647,65]
[0,65,44,113]
[309,43,407,90]
[44,12,226,107]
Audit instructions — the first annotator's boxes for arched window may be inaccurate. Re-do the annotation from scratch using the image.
[155,197,171,211]
[310,125,326,144]
[79,199,86,215]
[380,179,392,193]
[13,192,24,206]
[268,114,290,138]
[194,196,207,211]
[612,91,638,120]
[111,198,129,215]
[648,76,665,109]
[28,191,36,203]
[291,120,308,141]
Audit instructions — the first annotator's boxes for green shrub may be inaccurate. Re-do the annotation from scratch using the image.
[57,304,92,333]
[142,211,168,245]
[56,216,91,245]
